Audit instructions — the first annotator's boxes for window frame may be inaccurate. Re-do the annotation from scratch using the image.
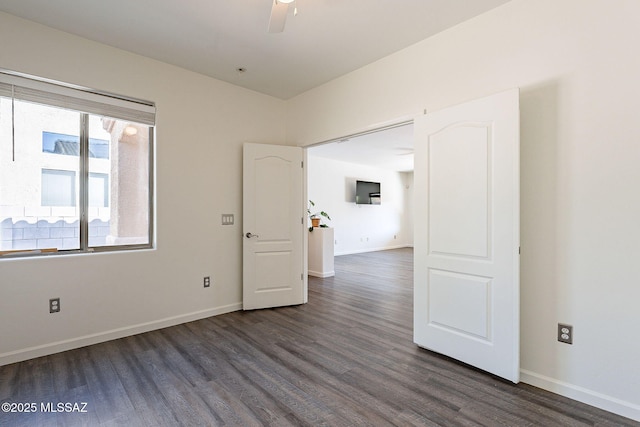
[0,70,155,258]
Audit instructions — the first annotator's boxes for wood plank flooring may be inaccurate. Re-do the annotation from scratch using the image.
[1,248,637,426]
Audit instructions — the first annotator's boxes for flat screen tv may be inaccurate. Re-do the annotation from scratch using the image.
[355,180,381,205]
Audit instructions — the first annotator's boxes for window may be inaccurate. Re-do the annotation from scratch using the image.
[0,71,155,255]
[42,131,110,159]
[89,173,109,208]
[40,170,108,209]
[42,169,76,207]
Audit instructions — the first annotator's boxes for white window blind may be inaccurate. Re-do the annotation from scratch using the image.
[0,71,155,125]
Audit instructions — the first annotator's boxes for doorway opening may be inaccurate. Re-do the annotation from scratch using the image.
[305,122,415,272]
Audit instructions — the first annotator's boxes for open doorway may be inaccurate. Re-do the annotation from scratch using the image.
[306,122,415,271]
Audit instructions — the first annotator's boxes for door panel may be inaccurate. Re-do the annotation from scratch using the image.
[428,124,490,258]
[414,89,520,383]
[428,269,491,340]
[243,143,305,310]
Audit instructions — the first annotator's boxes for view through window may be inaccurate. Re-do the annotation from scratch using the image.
[0,74,154,255]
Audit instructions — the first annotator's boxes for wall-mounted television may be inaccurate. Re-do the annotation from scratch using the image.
[356,180,381,205]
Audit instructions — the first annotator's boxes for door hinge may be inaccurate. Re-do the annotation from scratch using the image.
[301,217,303,224]
[301,160,304,168]
[301,273,304,280]
[519,246,521,254]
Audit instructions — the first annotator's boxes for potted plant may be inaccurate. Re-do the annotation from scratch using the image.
[307,200,331,231]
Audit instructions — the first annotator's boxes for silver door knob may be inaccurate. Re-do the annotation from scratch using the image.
[245,232,259,238]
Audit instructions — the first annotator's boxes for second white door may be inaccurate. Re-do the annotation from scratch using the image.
[414,89,520,383]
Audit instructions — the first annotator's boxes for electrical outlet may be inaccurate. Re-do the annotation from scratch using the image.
[49,298,60,313]
[558,323,573,344]
[203,276,211,288]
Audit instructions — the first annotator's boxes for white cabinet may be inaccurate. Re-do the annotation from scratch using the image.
[308,227,334,278]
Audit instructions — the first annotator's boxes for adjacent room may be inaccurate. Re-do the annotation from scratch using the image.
[1,0,639,424]
[307,123,414,260]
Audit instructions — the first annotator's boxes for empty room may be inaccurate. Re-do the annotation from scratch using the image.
[1,0,639,425]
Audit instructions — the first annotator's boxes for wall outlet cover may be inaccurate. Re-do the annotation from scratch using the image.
[558,323,573,344]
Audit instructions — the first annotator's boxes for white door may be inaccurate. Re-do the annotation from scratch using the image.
[413,89,520,383]
[243,142,306,310]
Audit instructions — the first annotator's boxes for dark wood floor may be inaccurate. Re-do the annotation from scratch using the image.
[1,248,637,426]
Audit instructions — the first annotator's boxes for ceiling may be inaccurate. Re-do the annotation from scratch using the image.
[308,123,415,172]
[0,0,510,100]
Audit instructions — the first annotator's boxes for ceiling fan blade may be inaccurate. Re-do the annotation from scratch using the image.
[268,0,288,33]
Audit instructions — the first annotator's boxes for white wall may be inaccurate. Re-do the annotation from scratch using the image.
[0,12,286,363]
[307,155,411,255]
[289,0,640,421]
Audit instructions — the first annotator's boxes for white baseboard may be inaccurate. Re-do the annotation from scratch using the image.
[0,302,242,366]
[308,270,335,278]
[335,244,412,257]
[520,369,640,422]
